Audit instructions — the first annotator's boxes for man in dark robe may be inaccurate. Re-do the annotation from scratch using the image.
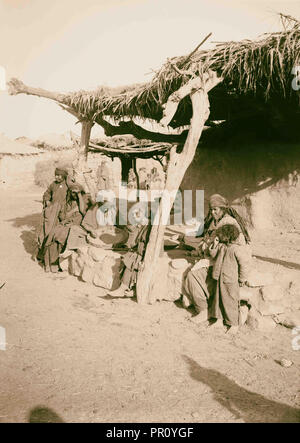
[37,170,89,272]
[37,168,69,271]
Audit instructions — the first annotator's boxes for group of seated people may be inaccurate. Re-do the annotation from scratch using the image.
[37,168,251,334]
[36,167,151,275]
[109,193,252,335]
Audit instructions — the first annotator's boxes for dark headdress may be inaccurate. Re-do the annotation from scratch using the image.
[55,167,68,178]
[204,194,251,244]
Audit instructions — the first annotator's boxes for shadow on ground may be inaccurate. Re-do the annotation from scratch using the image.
[183,355,300,423]
[28,406,64,423]
[255,255,300,271]
[7,213,41,259]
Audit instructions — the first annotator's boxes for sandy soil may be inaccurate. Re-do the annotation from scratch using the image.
[0,185,299,423]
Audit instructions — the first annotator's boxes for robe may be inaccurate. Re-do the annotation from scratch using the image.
[210,243,249,326]
[37,186,87,272]
[183,215,248,314]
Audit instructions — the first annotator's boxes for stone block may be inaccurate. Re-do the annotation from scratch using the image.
[77,246,89,256]
[88,246,107,262]
[246,307,277,330]
[151,256,172,302]
[239,305,249,326]
[70,254,84,277]
[59,256,70,272]
[93,256,122,290]
[165,259,190,302]
[81,265,95,283]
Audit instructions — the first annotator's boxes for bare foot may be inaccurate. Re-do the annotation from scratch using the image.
[60,250,72,259]
[107,284,128,298]
[124,289,134,298]
[190,310,208,324]
[209,319,224,329]
[182,294,190,309]
[226,325,239,335]
[107,288,125,297]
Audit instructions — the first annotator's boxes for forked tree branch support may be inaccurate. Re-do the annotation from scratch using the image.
[136,71,222,304]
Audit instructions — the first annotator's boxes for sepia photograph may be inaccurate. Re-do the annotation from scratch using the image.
[0,0,299,425]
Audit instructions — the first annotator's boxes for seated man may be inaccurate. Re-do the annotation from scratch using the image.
[81,190,117,237]
[54,182,89,256]
[108,203,151,298]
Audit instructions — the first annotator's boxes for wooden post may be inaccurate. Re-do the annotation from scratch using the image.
[73,120,97,198]
[79,120,92,165]
[132,157,140,201]
[136,89,211,304]
[136,70,223,304]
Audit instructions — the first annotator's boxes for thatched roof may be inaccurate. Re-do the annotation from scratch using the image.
[63,14,299,129]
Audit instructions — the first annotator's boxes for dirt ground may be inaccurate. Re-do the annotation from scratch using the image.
[0,185,300,423]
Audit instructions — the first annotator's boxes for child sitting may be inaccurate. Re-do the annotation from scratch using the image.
[208,224,249,334]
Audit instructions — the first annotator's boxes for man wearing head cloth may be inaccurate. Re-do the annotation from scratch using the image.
[42,167,69,208]
[204,194,250,245]
[209,194,228,208]
[37,167,69,271]
[108,201,153,298]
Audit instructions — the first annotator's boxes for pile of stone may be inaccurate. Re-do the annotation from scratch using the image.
[62,238,300,330]
[239,271,300,331]
[61,230,124,291]
[152,256,300,330]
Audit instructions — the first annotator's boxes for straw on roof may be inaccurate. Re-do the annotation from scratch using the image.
[63,14,299,129]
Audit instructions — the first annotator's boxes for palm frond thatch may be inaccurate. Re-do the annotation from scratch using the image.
[64,14,300,127]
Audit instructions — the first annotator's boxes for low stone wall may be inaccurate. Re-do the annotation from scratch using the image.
[68,246,122,291]
[175,256,300,331]
[61,233,300,331]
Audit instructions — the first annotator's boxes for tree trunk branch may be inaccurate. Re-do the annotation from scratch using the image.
[159,70,221,128]
[136,71,222,304]
[95,115,189,143]
[7,78,67,104]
